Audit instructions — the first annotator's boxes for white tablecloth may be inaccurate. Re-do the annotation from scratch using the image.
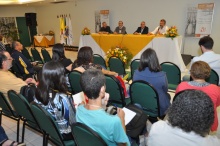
[79,35,186,71]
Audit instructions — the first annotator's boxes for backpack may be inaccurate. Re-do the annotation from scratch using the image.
[125,104,148,138]
[20,83,36,103]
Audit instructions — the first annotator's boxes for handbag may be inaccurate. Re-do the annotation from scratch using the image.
[125,104,148,138]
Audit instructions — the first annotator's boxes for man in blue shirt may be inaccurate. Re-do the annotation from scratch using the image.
[76,69,130,146]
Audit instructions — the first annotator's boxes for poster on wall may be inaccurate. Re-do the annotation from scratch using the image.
[0,17,18,43]
[95,10,109,33]
[185,6,197,37]
[195,3,214,37]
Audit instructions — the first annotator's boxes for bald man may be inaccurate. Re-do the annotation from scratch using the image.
[134,21,149,34]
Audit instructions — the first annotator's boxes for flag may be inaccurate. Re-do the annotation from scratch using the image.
[66,16,73,45]
[60,16,65,44]
[67,17,73,46]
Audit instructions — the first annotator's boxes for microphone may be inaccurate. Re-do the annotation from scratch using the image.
[157,27,160,34]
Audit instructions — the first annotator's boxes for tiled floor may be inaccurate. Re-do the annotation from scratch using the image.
[2,48,220,146]
[1,115,53,146]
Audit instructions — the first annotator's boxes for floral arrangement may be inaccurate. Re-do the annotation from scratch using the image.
[105,46,133,68]
[81,27,91,35]
[165,26,178,39]
[49,30,54,35]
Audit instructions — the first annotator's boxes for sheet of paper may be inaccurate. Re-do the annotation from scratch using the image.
[72,92,85,109]
[122,107,136,125]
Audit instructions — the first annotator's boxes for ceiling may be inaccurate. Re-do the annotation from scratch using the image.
[0,0,75,6]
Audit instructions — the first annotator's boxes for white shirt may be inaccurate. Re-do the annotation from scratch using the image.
[151,26,169,35]
[191,51,220,84]
[148,120,220,146]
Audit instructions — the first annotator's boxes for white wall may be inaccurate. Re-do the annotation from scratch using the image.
[2,0,220,56]
[0,6,36,17]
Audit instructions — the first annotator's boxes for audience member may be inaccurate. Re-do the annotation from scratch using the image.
[11,41,41,77]
[133,21,149,34]
[114,21,127,34]
[52,43,72,74]
[149,19,168,35]
[34,61,76,140]
[148,90,220,146]
[133,48,170,116]
[176,61,220,132]
[76,69,130,146]
[0,51,35,98]
[99,22,113,34]
[186,36,220,85]
[0,125,25,146]
[0,35,6,51]
[73,46,117,76]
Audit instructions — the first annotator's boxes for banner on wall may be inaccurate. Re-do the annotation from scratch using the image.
[195,3,214,37]
[185,5,197,37]
[95,10,109,33]
[0,17,18,44]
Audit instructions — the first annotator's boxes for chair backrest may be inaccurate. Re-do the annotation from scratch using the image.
[129,80,160,117]
[41,48,51,63]
[7,90,38,126]
[22,47,33,62]
[206,69,219,86]
[69,70,82,94]
[0,92,17,117]
[130,59,140,80]
[105,75,126,107]
[160,62,181,90]
[31,48,44,64]
[93,54,107,69]
[108,57,126,76]
[71,122,107,146]
[30,102,67,145]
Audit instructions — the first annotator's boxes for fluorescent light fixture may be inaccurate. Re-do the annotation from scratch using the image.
[0,0,45,5]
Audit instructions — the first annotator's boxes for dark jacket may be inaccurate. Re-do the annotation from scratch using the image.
[134,26,149,34]
[99,26,113,33]
[11,50,34,74]
[133,67,171,116]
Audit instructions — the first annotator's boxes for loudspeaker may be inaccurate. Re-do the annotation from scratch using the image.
[25,13,37,26]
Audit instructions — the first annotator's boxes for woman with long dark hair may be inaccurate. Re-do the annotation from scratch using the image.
[73,46,117,76]
[133,48,170,116]
[35,61,75,140]
[52,43,72,74]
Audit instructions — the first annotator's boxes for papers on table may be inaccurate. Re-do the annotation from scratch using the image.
[122,107,136,125]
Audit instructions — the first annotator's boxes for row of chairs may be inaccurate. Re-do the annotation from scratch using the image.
[68,70,162,121]
[8,47,52,80]
[94,54,219,88]
[21,47,52,64]
[0,90,108,146]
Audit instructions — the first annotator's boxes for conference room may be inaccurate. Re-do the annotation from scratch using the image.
[0,0,220,146]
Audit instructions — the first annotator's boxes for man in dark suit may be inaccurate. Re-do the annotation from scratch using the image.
[134,21,149,34]
[99,22,113,34]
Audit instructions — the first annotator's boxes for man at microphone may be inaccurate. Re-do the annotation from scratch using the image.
[149,19,169,35]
